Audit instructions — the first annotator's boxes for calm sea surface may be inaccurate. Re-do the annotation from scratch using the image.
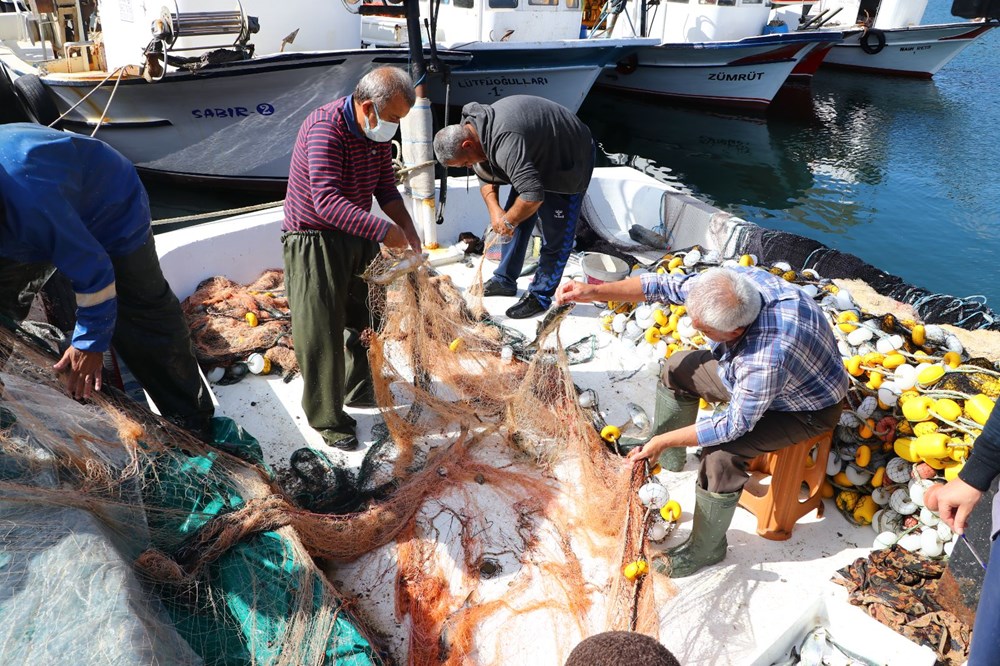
[148,1,1000,309]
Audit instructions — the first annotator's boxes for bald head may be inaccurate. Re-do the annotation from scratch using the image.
[354,66,416,109]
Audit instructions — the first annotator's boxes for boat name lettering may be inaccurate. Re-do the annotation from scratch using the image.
[192,103,275,119]
[707,71,764,82]
[457,76,549,89]
[898,45,932,52]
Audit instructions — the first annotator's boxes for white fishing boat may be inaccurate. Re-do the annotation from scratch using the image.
[592,0,844,109]
[358,0,657,112]
[142,161,1000,664]
[773,0,1000,78]
[0,0,467,188]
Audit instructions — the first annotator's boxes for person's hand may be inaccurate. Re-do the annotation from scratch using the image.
[382,224,410,251]
[53,346,104,399]
[924,479,982,534]
[555,280,590,305]
[490,213,513,238]
[625,437,666,466]
[404,228,422,253]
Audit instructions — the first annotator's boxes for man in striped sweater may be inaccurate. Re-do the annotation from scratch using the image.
[282,66,421,451]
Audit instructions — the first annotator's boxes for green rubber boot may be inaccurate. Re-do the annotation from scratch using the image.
[656,486,739,578]
[654,383,698,472]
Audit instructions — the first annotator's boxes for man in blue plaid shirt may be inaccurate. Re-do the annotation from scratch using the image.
[557,266,847,577]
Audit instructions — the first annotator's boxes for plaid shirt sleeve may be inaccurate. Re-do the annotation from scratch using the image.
[640,271,697,303]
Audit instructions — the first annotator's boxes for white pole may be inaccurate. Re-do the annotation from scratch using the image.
[399,95,438,249]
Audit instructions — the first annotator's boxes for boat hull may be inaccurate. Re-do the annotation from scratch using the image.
[1,50,460,188]
[381,38,656,112]
[596,34,838,109]
[822,22,998,77]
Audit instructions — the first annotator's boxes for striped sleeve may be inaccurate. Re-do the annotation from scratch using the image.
[373,144,403,209]
[304,119,392,240]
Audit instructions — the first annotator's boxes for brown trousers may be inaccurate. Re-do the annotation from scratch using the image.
[662,350,842,494]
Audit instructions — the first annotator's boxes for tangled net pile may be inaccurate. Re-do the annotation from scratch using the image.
[181,269,298,377]
[0,250,675,664]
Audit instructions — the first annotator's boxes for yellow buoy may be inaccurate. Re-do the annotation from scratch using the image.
[893,437,919,462]
[917,364,946,386]
[913,432,950,459]
[832,471,853,488]
[862,351,885,366]
[882,353,906,369]
[901,396,934,422]
[858,420,874,440]
[667,256,684,270]
[245,312,259,327]
[965,394,995,426]
[846,356,864,377]
[601,425,622,442]
[871,466,886,488]
[932,398,962,423]
[821,481,835,499]
[698,398,710,410]
[913,421,938,437]
[853,495,877,525]
[866,371,884,390]
[738,254,754,267]
[644,327,662,345]
[855,444,872,467]
[449,338,463,352]
[782,270,797,282]
[653,309,668,327]
[911,324,926,346]
[650,463,662,475]
[943,351,962,368]
[660,500,682,522]
[944,460,965,482]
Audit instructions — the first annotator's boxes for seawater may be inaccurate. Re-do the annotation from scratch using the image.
[578,1,1000,310]
[149,1,999,310]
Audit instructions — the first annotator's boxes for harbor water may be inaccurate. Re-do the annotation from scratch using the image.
[149,1,1000,313]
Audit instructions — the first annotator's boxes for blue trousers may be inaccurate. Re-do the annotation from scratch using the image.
[491,189,583,309]
[969,531,1000,664]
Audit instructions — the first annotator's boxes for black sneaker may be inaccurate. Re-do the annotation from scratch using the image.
[506,292,546,319]
[482,278,516,297]
[323,434,359,451]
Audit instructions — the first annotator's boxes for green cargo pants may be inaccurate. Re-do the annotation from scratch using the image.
[282,230,381,446]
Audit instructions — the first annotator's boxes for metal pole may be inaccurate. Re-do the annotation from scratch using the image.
[405,0,427,97]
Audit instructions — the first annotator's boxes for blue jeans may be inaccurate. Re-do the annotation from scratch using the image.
[491,189,583,309]
[969,533,1000,664]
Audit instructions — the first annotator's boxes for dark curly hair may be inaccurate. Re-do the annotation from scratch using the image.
[565,631,680,666]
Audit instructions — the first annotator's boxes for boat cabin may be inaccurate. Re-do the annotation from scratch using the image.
[789,0,929,29]
[361,0,586,46]
[608,0,772,44]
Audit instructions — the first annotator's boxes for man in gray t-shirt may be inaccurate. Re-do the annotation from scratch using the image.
[433,95,595,319]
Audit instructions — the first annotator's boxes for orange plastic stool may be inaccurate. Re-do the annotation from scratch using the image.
[738,430,833,541]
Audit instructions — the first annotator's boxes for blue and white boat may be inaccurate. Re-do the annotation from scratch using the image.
[593,0,844,108]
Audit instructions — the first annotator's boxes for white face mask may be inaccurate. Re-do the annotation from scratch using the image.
[363,101,398,143]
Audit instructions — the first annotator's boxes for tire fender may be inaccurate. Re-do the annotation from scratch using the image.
[12,73,61,125]
[860,28,887,55]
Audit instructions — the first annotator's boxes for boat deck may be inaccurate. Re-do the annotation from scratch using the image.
[208,253,921,665]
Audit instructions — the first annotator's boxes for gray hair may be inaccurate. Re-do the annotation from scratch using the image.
[433,124,472,165]
[354,66,415,109]
[686,267,762,332]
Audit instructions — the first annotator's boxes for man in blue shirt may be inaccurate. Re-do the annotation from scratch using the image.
[0,123,213,436]
[557,266,847,577]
